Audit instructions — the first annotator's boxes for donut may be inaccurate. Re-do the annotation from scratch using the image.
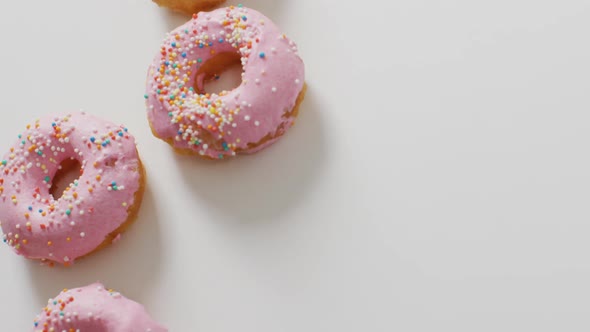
[152,0,226,15]
[146,6,306,159]
[0,113,145,265]
[31,283,167,331]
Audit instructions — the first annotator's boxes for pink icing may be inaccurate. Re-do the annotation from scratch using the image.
[146,6,305,159]
[0,113,142,264]
[32,282,167,332]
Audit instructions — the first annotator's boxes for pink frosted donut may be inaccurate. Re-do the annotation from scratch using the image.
[32,283,167,332]
[146,6,306,159]
[0,113,144,265]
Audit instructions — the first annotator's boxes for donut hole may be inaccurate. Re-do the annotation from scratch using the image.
[195,52,243,95]
[49,158,82,200]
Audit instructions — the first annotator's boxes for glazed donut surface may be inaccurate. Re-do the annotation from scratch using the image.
[146,6,306,159]
[32,283,167,332]
[0,113,144,264]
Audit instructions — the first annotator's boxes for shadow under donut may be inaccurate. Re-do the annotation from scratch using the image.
[173,86,327,223]
[25,181,164,305]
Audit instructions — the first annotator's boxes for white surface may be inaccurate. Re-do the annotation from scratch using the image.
[0,0,590,330]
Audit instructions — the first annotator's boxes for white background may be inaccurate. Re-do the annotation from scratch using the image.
[0,0,589,331]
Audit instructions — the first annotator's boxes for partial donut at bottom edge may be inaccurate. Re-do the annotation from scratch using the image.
[31,282,167,332]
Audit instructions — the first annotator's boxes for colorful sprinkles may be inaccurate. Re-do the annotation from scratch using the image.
[32,283,166,332]
[0,113,142,265]
[146,6,304,159]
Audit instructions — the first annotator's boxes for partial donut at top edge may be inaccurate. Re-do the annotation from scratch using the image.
[152,0,226,15]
